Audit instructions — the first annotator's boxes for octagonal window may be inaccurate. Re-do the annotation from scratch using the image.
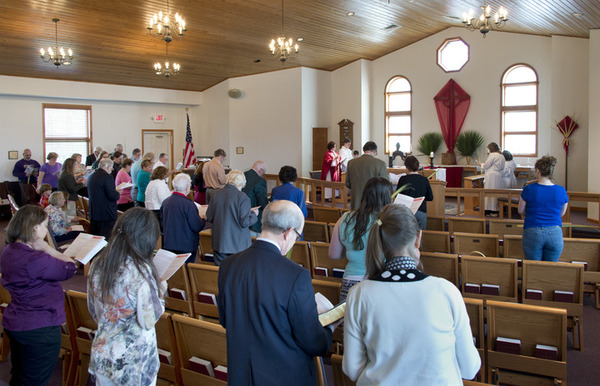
[437,38,469,72]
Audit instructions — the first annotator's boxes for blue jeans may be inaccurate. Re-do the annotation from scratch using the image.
[522,226,563,262]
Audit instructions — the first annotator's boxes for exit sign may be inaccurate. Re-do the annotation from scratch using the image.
[152,114,165,122]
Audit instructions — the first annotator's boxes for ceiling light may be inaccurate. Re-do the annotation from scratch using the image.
[268,0,299,63]
[147,0,187,43]
[347,12,355,16]
[39,18,73,67]
[154,43,180,77]
[573,12,583,18]
[297,37,304,42]
[462,4,508,37]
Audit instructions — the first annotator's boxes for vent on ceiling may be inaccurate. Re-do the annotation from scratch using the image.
[383,24,400,31]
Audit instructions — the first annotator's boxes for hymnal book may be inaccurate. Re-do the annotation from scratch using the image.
[553,290,574,303]
[76,326,95,341]
[61,323,69,335]
[0,303,7,313]
[70,224,85,232]
[496,337,521,355]
[194,202,208,219]
[116,182,133,191]
[571,261,588,271]
[315,292,346,326]
[197,292,217,305]
[332,268,345,278]
[535,344,559,361]
[481,284,500,296]
[189,357,215,377]
[203,253,215,263]
[153,249,190,281]
[393,193,425,215]
[314,267,328,277]
[168,288,187,301]
[526,289,543,300]
[175,162,183,171]
[158,349,173,365]
[63,233,108,265]
[464,283,481,294]
[214,365,228,382]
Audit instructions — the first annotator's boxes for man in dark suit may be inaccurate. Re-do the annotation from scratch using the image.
[218,200,333,385]
[161,173,205,264]
[87,159,121,238]
[86,146,103,167]
[345,141,388,210]
[242,160,268,235]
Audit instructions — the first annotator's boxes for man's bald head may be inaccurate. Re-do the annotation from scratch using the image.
[252,160,266,177]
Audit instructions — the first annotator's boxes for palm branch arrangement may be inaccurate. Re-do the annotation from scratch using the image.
[455,130,485,164]
[416,132,444,156]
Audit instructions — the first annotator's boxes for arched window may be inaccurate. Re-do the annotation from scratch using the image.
[501,64,538,156]
[385,76,412,154]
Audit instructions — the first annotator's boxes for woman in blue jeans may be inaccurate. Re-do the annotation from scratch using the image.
[518,156,568,261]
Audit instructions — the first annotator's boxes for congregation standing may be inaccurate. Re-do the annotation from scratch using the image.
[0,138,572,385]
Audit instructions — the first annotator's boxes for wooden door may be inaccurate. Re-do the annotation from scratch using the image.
[312,127,328,172]
[142,129,174,170]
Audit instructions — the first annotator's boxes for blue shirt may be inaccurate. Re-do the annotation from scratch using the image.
[271,183,308,218]
[521,183,568,229]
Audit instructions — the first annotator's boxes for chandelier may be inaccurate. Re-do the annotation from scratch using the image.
[462,4,508,37]
[147,0,187,43]
[154,43,180,77]
[268,0,299,62]
[40,19,73,67]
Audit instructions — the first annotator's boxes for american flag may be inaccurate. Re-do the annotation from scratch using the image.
[183,113,195,167]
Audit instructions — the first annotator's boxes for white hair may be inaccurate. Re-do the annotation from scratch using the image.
[172,173,191,193]
[99,158,114,171]
[226,170,246,189]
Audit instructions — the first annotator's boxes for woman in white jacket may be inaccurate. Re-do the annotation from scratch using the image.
[480,142,506,214]
[343,204,481,385]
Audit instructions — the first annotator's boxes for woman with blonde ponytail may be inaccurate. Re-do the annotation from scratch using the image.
[343,204,481,385]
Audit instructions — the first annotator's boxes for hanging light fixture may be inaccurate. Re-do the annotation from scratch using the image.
[462,4,508,37]
[147,0,187,43]
[39,19,73,67]
[154,43,180,78]
[268,0,299,62]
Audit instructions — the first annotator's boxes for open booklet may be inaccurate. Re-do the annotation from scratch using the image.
[62,233,108,265]
[393,193,425,215]
[194,202,208,219]
[153,249,191,281]
[116,182,134,190]
[315,292,346,327]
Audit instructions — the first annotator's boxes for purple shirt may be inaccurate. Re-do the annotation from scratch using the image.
[0,243,76,331]
[40,162,62,188]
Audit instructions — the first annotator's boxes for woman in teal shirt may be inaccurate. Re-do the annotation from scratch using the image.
[329,177,393,301]
[136,159,153,207]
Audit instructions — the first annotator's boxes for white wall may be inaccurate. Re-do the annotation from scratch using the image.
[302,68,332,175]
[199,80,230,158]
[331,60,363,149]
[0,76,202,181]
[588,30,600,220]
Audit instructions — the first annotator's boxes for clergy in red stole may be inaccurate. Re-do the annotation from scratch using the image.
[321,141,341,199]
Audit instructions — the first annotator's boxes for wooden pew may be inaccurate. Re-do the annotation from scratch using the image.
[156,313,183,385]
[486,300,567,385]
[559,237,600,309]
[0,278,11,362]
[522,260,584,350]
[164,266,194,316]
[420,252,459,288]
[304,220,330,243]
[61,293,79,386]
[453,232,499,257]
[488,218,523,239]
[186,264,220,321]
[503,235,524,260]
[448,217,486,235]
[171,314,227,386]
[461,256,518,303]
[290,240,312,271]
[421,230,451,253]
[312,279,343,346]
[463,298,485,382]
[331,354,356,386]
[66,290,98,386]
[313,206,342,223]
[310,242,347,282]
[426,215,445,231]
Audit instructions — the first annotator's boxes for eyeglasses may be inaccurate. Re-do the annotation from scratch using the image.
[291,228,302,240]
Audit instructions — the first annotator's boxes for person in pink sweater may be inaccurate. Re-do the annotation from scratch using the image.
[115,158,134,211]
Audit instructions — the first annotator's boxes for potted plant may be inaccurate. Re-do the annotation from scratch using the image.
[416,132,444,159]
[455,130,485,165]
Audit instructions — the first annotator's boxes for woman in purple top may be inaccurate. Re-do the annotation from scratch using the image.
[518,156,569,261]
[37,152,62,190]
[1,205,77,385]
